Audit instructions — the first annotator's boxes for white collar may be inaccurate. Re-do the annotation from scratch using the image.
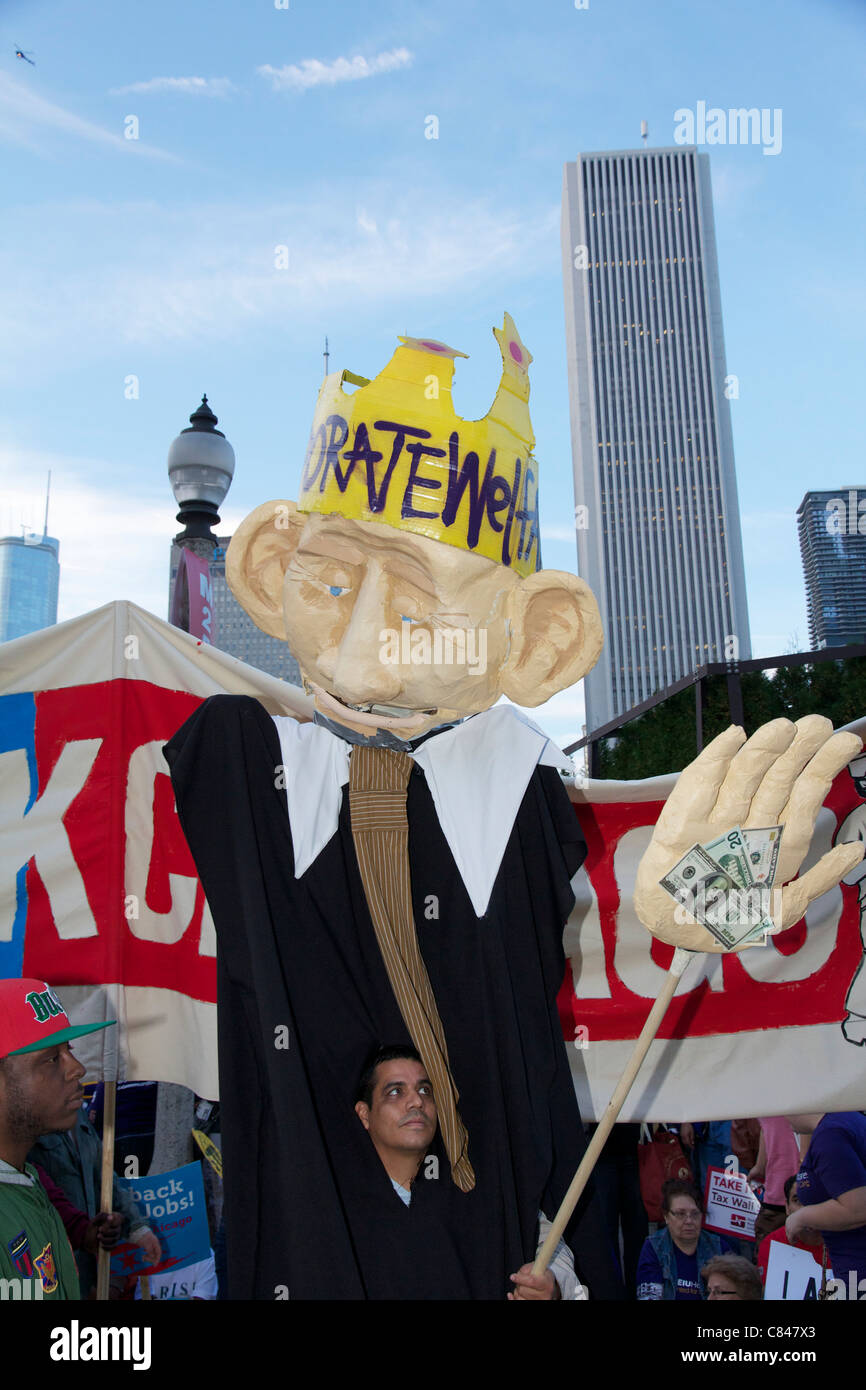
[272,704,572,918]
[0,1158,36,1186]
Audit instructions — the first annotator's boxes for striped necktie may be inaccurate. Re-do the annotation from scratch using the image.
[348,744,475,1192]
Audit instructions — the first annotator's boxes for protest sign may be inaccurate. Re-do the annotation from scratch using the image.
[702,1165,760,1240]
[110,1160,210,1279]
[765,1240,830,1301]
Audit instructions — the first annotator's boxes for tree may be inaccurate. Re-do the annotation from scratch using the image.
[596,657,866,780]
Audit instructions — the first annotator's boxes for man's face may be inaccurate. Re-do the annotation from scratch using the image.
[786,1184,801,1218]
[283,514,517,738]
[354,1058,437,1161]
[0,1042,85,1145]
[664,1196,701,1250]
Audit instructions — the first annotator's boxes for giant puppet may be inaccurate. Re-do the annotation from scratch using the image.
[164,317,863,1300]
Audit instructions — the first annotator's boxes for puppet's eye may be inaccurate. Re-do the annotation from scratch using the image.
[400,614,416,624]
[329,585,348,597]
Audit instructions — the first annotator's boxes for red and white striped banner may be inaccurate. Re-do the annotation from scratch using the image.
[2,600,864,1118]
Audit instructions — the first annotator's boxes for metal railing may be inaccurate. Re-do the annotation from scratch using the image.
[566,643,866,777]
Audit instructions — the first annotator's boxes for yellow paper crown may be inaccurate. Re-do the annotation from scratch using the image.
[297,314,541,576]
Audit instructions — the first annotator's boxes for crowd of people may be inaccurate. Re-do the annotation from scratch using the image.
[1,977,865,1301]
[605,1115,866,1300]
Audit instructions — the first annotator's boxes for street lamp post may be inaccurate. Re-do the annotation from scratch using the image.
[167,396,235,641]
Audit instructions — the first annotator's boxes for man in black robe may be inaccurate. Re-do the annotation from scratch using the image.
[165,694,621,1298]
[166,320,621,1298]
[166,321,863,1299]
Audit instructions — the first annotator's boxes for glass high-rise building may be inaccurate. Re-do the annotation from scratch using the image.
[797,489,866,649]
[562,147,751,732]
[0,534,60,642]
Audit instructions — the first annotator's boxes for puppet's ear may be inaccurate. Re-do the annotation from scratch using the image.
[500,569,603,706]
[226,500,306,640]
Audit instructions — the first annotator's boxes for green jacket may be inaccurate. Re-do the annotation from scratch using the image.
[29,1109,146,1298]
[0,1160,79,1300]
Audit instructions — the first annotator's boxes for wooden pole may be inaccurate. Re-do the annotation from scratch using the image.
[95,1077,116,1301]
[532,946,695,1277]
[95,982,121,1301]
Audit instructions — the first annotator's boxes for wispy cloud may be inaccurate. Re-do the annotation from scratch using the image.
[0,194,557,363]
[0,72,179,160]
[109,76,237,98]
[0,455,253,623]
[258,48,412,93]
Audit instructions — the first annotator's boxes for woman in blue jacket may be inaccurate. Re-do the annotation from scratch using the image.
[636,1179,729,1300]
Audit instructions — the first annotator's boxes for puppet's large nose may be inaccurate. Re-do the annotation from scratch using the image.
[329,562,403,706]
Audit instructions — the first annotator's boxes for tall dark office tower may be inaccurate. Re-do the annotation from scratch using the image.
[562,147,751,732]
[797,488,866,649]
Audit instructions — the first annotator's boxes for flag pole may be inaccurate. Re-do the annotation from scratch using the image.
[95,984,121,1301]
[95,1080,116,1300]
[532,946,695,1277]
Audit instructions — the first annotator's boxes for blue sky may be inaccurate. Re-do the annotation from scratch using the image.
[1,0,864,747]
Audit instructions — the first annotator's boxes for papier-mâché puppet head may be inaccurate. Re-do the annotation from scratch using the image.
[227,315,603,739]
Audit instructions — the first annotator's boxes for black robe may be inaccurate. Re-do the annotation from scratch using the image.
[164,695,621,1299]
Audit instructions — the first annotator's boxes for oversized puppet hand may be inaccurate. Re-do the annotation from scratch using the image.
[634,716,865,952]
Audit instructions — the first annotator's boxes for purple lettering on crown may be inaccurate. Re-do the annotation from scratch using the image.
[319,415,351,492]
[339,422,382,494]
[401,440,445,520]
[301,414,350,493]
[372,421,432,514]
[514,464,540,569]
[301,421,327,492]
[442,434,492,549]
[500,457,521,568]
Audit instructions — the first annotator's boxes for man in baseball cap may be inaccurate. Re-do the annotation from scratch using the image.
[0,978,115,1299]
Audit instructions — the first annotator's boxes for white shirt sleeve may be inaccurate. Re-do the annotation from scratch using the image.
[537,1213,588,1301]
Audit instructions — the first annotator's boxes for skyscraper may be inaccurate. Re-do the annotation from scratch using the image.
[168,538,302,684]
[562,146,751,731]
[797,488,866,649]
[0,533,60,642]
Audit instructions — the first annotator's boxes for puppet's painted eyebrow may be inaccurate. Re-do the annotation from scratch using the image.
[388,571,438,600]
[297,539,364,565]
[300,537,439,597]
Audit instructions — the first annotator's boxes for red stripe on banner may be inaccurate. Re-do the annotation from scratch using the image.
[15,674,864,1042]
[561,775,864,1043]
[21,681,216,1002]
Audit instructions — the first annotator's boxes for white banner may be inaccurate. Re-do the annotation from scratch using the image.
[2,600,865,1119]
